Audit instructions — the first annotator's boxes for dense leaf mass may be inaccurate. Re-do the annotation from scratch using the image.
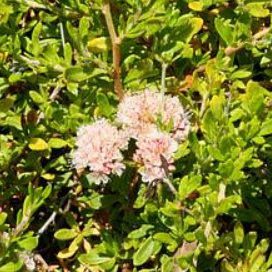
[0,0,272,271]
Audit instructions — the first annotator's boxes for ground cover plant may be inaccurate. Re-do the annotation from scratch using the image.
[1,0,272,271]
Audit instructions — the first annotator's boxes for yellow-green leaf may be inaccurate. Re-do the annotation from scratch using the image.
[133,237,154,266]
[0,260,24,272]
[48,138,67,149]
[28,138,49,151]
[41,173,55,180]
[188,1,203,11]
[87,37,111,53]
[0,98,14,113]
[57,248,77,259]
[246,3,270,18]
[54,228,78,240]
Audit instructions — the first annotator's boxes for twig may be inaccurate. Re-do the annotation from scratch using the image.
[160,63,167,111]
[49,86,61,101]
[102,0,123,100]
[163,178,178,195]
[38,211,57,235]
[38,196,70,235]
[197,27,271,73]
[59,22,65,50]
[199,93,208,118]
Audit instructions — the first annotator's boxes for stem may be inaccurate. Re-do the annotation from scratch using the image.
[59,22,65,50]
[163,178,177,195]
[38,196,70,235]
[12,214,30,237]
[160,63,167,111]
[199,93,208,118]
[197,27,271,73]
[102,0,123,100]
[38,211,57,235]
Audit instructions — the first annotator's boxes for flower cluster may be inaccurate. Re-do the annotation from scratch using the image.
[72,119,128,185]
[72,90,190,184]
[133,128,178,183]
[117,89,190,142]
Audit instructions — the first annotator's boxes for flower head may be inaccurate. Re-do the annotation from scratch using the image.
[117,89,190,142]
[72,119,128,185]
[133,128,178,183]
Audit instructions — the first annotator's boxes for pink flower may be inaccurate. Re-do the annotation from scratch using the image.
[117,89,190,142]
[72,119,128,185]
[133,128,178,183]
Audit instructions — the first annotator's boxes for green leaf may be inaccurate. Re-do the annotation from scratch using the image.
[243,232,257,257]
[230,108,244,122]
[0,212,7,226]
[87,37,111,53]
[208,145,225,161]
[217,195,241,214]
[188,2,204,11]
[214,18,233,46]
[221,259,235,272]
[64,43,73,65]
[65,66,86,82]
[210,95,224,120]
[78,253,114,267]
[174,141,190,160]
[218,160,234,178]
[133,237,154,266]
[41,184,52,200]
[243,81,265,115]
[28,138,49,151]
[17,236,38,251]
[128,225,154,239]
[5,116,22,130]
[57,248,77,259]
[179,175,201,201]
[0,260,24,272]
[29,91,44,104]
[48,138,67,148]
[54,229,78,240]
[96,92,114,118]
[233,221,244,245]
[259,119,272,136]
[230,70,251,80]
[246,3,270,18]
[0,98,14,113]
[153,233,175,244]
[184,18,204,43]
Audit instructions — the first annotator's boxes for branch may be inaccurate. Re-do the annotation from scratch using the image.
[102,0,123,100]
[38,197,70,235]
[197,27,271,73]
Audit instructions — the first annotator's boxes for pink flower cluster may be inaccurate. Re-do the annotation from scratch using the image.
[72,90,190,184]
[117,89,190,142]
[72,119,128,185]
[133,128,178,183]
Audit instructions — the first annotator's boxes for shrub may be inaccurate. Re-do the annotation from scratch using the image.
[0,0,272,271]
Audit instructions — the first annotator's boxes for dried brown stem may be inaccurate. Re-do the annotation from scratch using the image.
[102,0,123,100]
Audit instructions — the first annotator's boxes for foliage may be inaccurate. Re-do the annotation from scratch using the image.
[1,0,272,271]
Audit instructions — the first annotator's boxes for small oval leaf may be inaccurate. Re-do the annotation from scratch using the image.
[133,237,154,266]
[54,229,78,240]
[28,138,48,151]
